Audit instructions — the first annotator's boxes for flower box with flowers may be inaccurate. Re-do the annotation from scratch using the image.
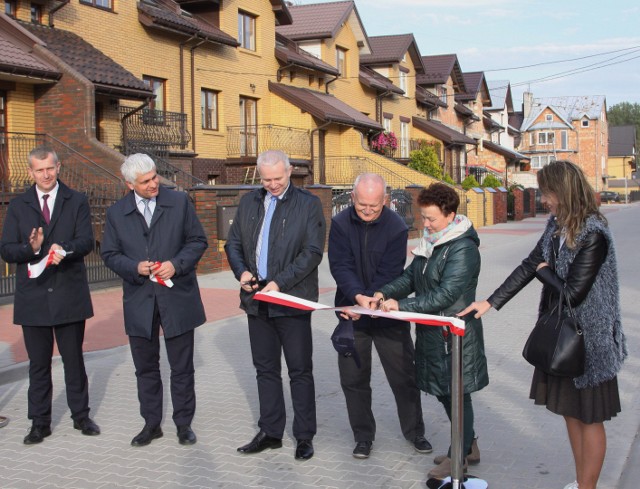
[371,131,398,156]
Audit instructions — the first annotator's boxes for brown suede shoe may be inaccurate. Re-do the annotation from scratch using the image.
[427,457,468,480]
[433,437,480,465]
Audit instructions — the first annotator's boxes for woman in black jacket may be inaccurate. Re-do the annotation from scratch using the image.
[460,160,626,489]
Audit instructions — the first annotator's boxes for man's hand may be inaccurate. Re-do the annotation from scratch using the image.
[240,271,258,292]
[379,298,399,312]
[261,281,280,293]
[50,244,65,265]
[152,261,176,281]
[137,260,157,276]
[29,227,44,253]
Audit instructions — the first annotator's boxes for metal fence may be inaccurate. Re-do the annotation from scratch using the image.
[330,187,415,230]
[0,133,126,296]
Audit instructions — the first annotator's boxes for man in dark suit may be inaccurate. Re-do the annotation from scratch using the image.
[101,153,207,447]
[0,145,99,444]
[224,149,326,461]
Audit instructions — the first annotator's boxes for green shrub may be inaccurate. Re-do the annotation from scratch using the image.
[461,175,480,191]
[408,146,442,179]
[443,174,455,185]
[481,174,503,188]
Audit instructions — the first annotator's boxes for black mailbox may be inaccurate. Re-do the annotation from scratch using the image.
[217,205,238,240]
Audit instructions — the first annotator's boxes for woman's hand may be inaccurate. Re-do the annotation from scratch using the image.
[458,300,492,319]
[380,298,399,312]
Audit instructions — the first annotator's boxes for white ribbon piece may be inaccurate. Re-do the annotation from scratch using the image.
[28,249,68,279]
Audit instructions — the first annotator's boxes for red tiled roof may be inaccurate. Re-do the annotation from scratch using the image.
[0,14,60,81]
[20,22,152,100]
[269,80,382,132]
[412,116,477,146]
[138,0,239,47]
[359,66,403,94]
[276,1,354,40]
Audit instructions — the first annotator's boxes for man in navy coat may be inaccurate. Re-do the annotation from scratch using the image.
[328,174,429,459]
[0,145,99,444]
[101,153,207,447]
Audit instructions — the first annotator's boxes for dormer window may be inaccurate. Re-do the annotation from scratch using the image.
[582,119,590,128]
[545,114,553,122]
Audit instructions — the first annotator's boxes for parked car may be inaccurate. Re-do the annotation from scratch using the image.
[599,191,620,203]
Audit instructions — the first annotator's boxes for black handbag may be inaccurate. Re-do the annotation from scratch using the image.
[522,289,585,377]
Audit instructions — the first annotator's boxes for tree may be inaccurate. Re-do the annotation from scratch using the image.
[607,102,640,138]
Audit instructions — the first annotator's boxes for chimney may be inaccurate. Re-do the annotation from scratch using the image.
[523,92,534,118]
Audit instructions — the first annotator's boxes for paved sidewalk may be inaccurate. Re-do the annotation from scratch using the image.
[1,204,639,488]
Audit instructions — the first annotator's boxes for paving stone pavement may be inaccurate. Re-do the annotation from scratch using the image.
[1,204,639,489]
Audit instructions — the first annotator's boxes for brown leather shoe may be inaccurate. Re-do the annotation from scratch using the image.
[427,457,468,480]
[434,437,480,465]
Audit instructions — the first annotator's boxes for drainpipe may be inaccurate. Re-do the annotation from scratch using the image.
[324,75,339,94]
[121,100,151,154]
[310,121,332,184]
[375,90,393,122]
[277,63,296,82]
[179,35,198,116]
[48,0,70,27]
[190,39,206,152]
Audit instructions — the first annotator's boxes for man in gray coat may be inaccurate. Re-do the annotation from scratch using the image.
[101,153,207,447]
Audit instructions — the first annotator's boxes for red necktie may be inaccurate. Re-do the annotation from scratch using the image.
[42,194,50,225]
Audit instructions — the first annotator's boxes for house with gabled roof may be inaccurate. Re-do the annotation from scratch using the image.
[606,125,637,199]
[518,93,608,190]
[414,54,477,183]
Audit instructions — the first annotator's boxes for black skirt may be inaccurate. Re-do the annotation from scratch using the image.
[529,368,621,424]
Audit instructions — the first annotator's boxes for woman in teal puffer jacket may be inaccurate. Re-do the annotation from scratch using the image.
[374,183,489,481]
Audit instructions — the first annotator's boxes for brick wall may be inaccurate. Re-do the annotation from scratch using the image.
[493,188,508,224]
[192,184,333,274]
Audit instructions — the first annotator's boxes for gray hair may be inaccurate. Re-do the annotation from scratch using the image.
[28,145,58,167]
[121,153,156,183]
[353,173,387,194]
[257,150,290,171]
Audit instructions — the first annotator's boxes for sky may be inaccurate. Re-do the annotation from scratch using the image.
[293,0,640,109]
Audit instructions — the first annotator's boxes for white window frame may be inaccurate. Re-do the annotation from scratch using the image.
[399,70,407,94]
[238,11,256,51]
[537,131,555,145]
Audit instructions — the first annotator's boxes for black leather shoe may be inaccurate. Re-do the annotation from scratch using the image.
[413,435,433,453]
[73,417,100,436]
[24,424,52,445]
[295,439,314,460]
[177,425,197,445]
[353,441,372,459]
[237,431,282,454]
[131,425,163,447]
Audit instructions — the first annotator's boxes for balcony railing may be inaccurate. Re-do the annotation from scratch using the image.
[124,143,206,191]
[120,106,191,153]
[226,124,310,159]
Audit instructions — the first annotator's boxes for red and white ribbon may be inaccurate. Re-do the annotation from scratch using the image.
[28,249,68,278]
[254,290,466,336]
[150,261,174,288]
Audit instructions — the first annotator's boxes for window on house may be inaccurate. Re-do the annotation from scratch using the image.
[383,117,392,132]
[143,76,166,112]
[201,89,218,130]
[531,155,556,169]
[537,131,555,145]
[80,0,113,10]
[336,47,347,77]
[5,0,17,16]
[208,174,216,185]
[30,3,42,23]
[238,11,256,51]
[399,70,407,94]
[439,86,447,104]
[561,130,568,150]
[582,119,590,128]
[545,114,553,122]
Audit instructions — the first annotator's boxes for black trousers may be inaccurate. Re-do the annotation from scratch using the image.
[247,310,316,440]
[22,321,90,425]
[129,303,195,428]
[338,324,425,442]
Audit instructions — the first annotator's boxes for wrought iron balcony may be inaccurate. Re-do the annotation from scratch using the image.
[120,106,191,153]
[226,124,310,159]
